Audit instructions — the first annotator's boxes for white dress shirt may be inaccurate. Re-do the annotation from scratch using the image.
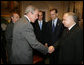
[38,20,43,30]
[52,18,58,27]
[68,23,76,30]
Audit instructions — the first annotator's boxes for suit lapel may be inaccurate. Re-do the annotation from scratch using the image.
[23,16,34,29]
[37,21,41,30]
[69,24,78,35]
[54,19,60,32]
[50,21,52,33]
[56,19,60,27]
[22,16,29,24]
[42,21,45,30]
[64,24,78,38]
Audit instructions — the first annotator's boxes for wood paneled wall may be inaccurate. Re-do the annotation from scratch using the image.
[1,1,83,23]
[20,1,83,22]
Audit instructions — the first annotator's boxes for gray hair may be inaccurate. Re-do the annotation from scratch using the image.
[66,12,79,23]
[73,14,79,23]
[25,5,37,14]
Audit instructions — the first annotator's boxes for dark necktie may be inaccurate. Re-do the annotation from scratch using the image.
[52,20,55,32]
[66,28,69,34]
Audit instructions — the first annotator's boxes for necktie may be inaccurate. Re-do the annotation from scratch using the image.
[40,21,42,30]
[52,20,55,32]
[66,28,70,36]
[66,28,69,33]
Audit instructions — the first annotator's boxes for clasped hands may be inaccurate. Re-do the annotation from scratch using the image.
[45,43,55,54]
[48,46,55,54]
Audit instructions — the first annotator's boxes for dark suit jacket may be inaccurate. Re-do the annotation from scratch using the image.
[5,21,14,59]
[31,20,47,45]
[46,18,64,46]
[53,24,83,64]
[1,28,7,61]
[10,16,48,64]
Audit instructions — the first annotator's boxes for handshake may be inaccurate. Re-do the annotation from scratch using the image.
[48,46,55,54]
[45,43,55,54]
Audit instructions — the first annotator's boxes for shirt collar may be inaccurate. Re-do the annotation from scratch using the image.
[38,20,43,22]
[52,18,58,26]
[38,20,43,24]
[68,23,76,30]
[24,15,31,22]
[54,18,58,22]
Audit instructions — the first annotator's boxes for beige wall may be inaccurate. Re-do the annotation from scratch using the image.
[1,1,83,22]
[20,1,83,22]
[20,1,70,22]
[75,1,83,19]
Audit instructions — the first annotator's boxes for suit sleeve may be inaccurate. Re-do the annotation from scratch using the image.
[22,24,48,55]
[74,29,83,63]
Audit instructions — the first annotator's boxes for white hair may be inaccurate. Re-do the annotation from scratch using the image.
[25,5,37,14]
[65,12,79,23]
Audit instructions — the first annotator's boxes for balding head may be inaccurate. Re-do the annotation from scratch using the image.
[25,5,38,15]
[62,12,78,28]
[64,12,78,23]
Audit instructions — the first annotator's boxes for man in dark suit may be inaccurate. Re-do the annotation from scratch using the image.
[52,12,83,64]
[10,5,54,64]
[5,12,20,64]
[46,8,64,64]
[32,11,47,45]
[1,23,7,64]
[1,17,9,64]
[31,11,47,64]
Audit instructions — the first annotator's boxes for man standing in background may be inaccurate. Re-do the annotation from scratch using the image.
[46,8,64,64]
[32,11,47,46]
[31,11,47,64]
[1,17,8,64]
[5,12,20,64]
